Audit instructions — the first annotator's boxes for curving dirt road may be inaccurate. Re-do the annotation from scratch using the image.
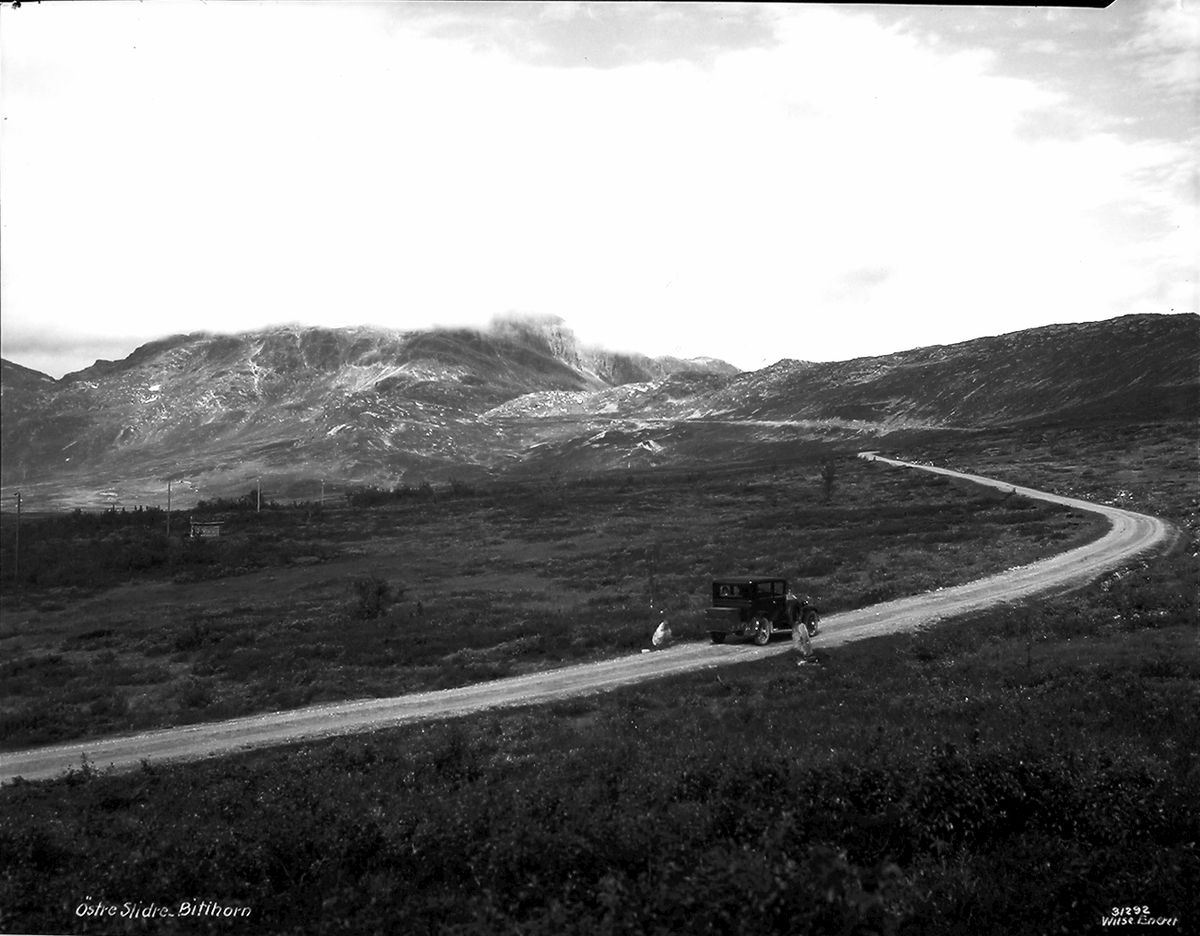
[0,455,1174,784]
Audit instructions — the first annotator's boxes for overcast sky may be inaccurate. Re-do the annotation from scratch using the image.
[1,1,1196,377]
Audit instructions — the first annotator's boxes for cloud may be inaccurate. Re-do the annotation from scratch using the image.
[0,2,1194,377]
[0,326,151,379]
[845,268,894,289]
[1128,0,1200,93]
[1013,105,1089,142]
[401,0,779,70]
[1021,39,1061,55]
[823,267,894,304]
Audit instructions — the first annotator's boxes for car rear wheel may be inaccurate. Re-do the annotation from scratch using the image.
[752,616,772,646]
[709,632,726,644]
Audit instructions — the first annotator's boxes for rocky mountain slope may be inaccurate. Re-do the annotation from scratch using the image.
[495,313,1196,428]
[0,359,58,395]
[1,313,1195,509]
[0,316,737,506]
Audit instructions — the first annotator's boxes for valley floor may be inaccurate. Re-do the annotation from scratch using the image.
[0,420,1195,935]
[0,452,1109,751]
[0,454,1172,782]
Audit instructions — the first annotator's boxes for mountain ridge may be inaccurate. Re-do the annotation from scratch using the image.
[2,313,1195,509]
[0,317,740,502]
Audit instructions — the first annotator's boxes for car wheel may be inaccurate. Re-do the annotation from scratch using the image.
[709,632,726,644]
[805,610,820,637]
[752,616,772,646]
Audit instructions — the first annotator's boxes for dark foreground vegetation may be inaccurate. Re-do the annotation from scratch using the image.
[1,549,1194,934]
[0,455,1106,750]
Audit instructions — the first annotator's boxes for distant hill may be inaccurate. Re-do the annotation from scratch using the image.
[0,359,56,395]
[679,313,1198,427]
[1,313,1194,509]
[721,314,1198,427]
[487,314,1198,425]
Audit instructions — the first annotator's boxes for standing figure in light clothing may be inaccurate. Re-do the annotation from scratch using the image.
[652,611,673,649]
[791,607,811,663]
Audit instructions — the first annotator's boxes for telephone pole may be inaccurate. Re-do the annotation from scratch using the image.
[257,477,262,513]
[648,543,658,610]
[166,481,172,538]
[13,492,21,588]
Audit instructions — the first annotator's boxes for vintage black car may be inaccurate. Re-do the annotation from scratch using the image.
[704,578,820,645]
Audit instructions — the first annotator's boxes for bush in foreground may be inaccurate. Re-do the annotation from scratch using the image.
[1,604,1195,935]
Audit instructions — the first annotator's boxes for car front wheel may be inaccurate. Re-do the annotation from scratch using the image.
[752,616,772,646]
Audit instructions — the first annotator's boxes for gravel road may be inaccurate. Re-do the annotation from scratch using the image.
[0,455,1174,784]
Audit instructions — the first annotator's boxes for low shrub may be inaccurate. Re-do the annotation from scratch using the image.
[351,576,395,619]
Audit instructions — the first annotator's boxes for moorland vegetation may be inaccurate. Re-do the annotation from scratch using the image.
[1,454,1106,749]
[0,419,1196,934]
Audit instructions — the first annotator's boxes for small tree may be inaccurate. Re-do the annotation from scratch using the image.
[820,460,839,502]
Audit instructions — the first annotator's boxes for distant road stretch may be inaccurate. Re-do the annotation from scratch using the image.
[0,455,1175,784]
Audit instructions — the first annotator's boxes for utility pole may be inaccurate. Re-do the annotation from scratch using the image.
[257,477,262,513]
[320,479,325,507]
[13,492,20,587]
[648,543,658,611]
[166,481,171,538]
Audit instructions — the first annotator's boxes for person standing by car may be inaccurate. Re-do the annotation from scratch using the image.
[789,589,812,662]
